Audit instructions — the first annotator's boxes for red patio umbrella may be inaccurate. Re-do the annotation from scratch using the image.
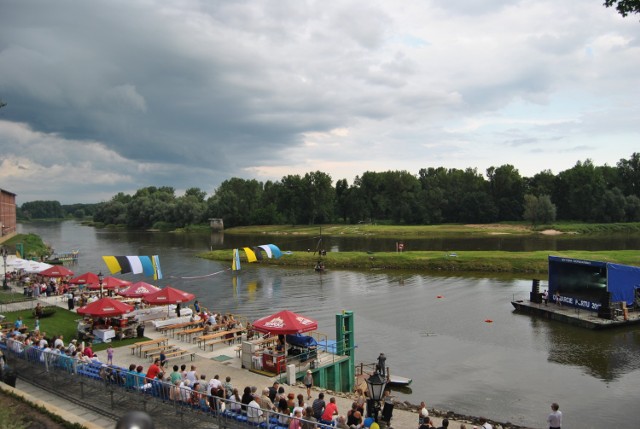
[76,297,134,317]
[252,309,318,335]
[88,276,132,290]
[68,272,100,287]
[118,281,161,298]
[143,286,195,305]
[39,265,75,277]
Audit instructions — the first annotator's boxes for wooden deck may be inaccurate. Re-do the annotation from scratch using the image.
[511,300,640,329]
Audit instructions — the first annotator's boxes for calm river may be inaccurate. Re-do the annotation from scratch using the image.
[17,221,640,429]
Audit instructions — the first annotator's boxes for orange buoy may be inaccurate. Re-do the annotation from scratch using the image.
[484,319,493,323]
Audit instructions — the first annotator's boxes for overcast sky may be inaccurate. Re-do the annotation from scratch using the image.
[1,1,639,205]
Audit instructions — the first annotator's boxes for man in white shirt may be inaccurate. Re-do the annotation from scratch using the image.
[547,403,562,429]
[247,398,263,423]
[54,335,64,349]
[208,374,223,395]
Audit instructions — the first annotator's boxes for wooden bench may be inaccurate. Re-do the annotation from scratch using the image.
[141,343,177,359]
[146,345,179,361]
[159,321,201,337]
[163,348,196,362]
[175,326,204,342]
[129,337,169,356]
[203,328,246,351]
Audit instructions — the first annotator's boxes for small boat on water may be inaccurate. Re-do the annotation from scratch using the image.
[387,374,412,387]
[45,249,79,265]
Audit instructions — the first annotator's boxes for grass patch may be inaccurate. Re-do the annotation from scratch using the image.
[0,292,31,304]
[200,249,640,274]
[224,222,640,238]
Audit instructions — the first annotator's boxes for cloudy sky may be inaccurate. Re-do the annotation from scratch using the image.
[1,1,639,204]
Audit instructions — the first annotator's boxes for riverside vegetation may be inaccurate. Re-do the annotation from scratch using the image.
[200,223,640,273]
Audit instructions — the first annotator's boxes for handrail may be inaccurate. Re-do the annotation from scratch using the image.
[0,338,336,429]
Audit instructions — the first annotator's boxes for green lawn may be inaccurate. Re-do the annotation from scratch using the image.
[200,248,640,274]
[0,291,30,304]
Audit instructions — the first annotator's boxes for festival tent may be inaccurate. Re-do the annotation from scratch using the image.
[76,297,134,317]
[38,265,75,277]
[118,281,161,298]
[24,261,53,273]
[69,272,100,287]
[88,276,132,290]
[143,286,195,305]
[252,309,318,335]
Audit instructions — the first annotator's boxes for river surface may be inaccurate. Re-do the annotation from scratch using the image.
[17,221,640,429]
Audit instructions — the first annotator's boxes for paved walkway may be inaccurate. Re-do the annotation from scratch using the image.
[1,285,483,429]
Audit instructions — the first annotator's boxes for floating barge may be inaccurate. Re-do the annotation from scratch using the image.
[511,299,640,329]
[512,256,640,330]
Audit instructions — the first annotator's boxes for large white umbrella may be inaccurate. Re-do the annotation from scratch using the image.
[24,261,53,273]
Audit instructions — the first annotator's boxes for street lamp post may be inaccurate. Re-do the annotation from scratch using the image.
[365,370,387,422]
[98,271,104,298]
[1,247,8,290]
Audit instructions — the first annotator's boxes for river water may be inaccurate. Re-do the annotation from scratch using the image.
[17,222,640,428]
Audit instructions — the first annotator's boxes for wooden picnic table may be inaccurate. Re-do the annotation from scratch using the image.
[175,326,204,342]
[141,343,177,359]
[145,345,179,360]
[163,348,196,362]
[158,321,201,337]
[129,337,169,356]
[199,328,245,351]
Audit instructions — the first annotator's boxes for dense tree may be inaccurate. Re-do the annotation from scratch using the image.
[553,160,607,221]
[523,194,557,225]
[486,165,525,221]
[604,0,640,17]
[62,151,640,227]
[617,152,640,197]
[207,178,263,227]
[20,201,64,219]
[300,171,335,224]
[624,195,640,221]
[525,169,556,197]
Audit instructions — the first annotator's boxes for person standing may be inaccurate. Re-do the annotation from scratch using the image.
[547,403,562,429]
[377,353,386,377]
[107,344,114,365]
[303,369,314,399]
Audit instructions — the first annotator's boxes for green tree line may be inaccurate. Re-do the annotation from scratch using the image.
[19,153,640,228]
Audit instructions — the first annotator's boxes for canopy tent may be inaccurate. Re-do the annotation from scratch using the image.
[38,265,75,277]
[87,276,132,290]
[143,286,195,305]
[69,272,100,287]
[253,310,318,335]
[118,281,161,298]
[24,261,53,273]
[76,297,134,317]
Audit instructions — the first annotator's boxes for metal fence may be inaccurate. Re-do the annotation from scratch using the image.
[1,339,336,429]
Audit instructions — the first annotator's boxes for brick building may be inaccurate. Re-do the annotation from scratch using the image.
[0,188,17,238]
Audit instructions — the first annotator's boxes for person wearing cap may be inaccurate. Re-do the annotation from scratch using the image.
[303,369,314,400]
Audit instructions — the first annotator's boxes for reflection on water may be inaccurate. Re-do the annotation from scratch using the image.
[541,320,640,381]
[17,221,640,429]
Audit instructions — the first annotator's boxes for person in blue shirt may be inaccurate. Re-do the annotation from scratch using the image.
[14,317,23,329]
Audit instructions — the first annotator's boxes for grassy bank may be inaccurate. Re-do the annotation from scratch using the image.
[223,222,640,237]
[199,249,640,274]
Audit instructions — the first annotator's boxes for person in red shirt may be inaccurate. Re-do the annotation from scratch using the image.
[321,396,338,422]
[145,358,162,381]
